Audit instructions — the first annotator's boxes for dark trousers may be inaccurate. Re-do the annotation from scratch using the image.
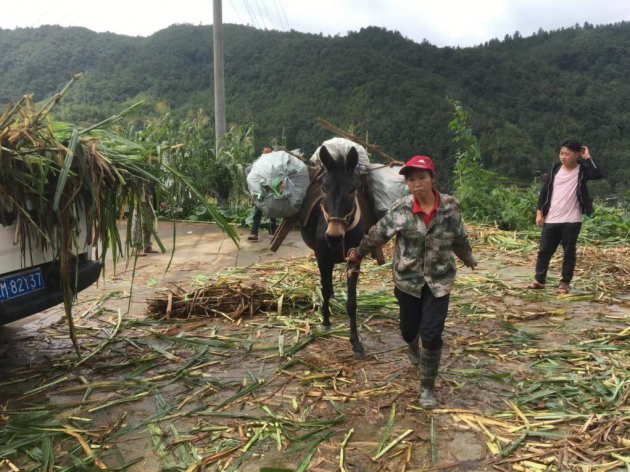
[395,285,450,351]
[535,222,582,285]
[251,206,277,236]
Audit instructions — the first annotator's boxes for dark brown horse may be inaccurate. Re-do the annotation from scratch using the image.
[300,145,365,359]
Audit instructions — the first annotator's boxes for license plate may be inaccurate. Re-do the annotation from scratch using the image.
[0,269,45,302]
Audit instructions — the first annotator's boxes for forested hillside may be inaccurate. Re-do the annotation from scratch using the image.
[1,22,629,193]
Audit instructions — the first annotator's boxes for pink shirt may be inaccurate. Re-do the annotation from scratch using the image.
[545,166,583,224]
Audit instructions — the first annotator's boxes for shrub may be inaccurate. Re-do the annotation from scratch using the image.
[449,100,536,230]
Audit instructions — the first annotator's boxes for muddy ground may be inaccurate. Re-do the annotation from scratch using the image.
[1,222,629,472]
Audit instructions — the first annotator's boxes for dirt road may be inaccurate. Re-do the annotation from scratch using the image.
[0,221,307,343]
[1,222,629,471]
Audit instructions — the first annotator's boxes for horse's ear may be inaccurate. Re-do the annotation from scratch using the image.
[345,147,359,174]
[319,146,337,172]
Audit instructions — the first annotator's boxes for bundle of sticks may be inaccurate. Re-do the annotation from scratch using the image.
[148,280,274,321]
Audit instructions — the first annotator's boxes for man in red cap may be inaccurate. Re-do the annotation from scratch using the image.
[348,155,476,409]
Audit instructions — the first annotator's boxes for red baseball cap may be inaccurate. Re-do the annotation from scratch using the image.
[399,156,435,175]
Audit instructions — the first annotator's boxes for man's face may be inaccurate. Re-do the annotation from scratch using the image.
[559,146,579,167]
[406,169,435,198]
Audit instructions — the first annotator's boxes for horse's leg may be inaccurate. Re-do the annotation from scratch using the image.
[317,257,334,331]
[347,266,365,359]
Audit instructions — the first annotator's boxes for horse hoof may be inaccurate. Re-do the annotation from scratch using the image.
[321,324,332,332]
[353,350,366,360]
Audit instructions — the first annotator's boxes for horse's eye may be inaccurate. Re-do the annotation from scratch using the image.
[322,188,328,195]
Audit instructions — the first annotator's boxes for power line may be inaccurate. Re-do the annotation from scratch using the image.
[243,0,261,28]
[66,12,87,28]
[277,0,291,30]
[31,0,64,27]
[243,0,258,28]
[253,0,269,29]
[272,0,286,30]
[261,0,277,30]
[228,0,244,23]
[241,0,260,28]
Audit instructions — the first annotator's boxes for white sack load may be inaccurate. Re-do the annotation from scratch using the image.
[368,164,410,220]
[310,137,370,174]
[246,151,310,219]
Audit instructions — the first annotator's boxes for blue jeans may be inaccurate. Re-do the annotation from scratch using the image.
[251,207,277,236]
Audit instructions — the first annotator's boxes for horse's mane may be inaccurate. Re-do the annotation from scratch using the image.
[328,154,360,177]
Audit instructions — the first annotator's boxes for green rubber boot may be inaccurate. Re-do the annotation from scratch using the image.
[407,334,421,365]
[419,347,442,410]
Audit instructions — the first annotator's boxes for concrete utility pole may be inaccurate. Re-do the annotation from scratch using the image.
[213,0,227,146]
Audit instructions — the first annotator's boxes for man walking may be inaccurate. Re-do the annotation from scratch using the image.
[347,156,476,409]
[528,140,603,293]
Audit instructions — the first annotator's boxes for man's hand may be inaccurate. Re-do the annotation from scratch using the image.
[581,146,591,160]
[460,258,480,271]
[536,210,544,228]
[346,248,362,265]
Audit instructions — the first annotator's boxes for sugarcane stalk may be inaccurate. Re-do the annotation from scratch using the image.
[339,427,354,472]
[0,96,27,129]
[431,418,438,464]
[316,117,403,165]
[374,429,413,460]
[31,73,83,126]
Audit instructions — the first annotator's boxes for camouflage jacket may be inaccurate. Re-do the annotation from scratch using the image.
[357,193,475,298]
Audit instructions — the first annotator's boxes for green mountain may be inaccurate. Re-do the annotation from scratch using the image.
[1,22,629,191]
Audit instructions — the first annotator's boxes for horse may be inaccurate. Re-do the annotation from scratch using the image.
[300,145,366,359]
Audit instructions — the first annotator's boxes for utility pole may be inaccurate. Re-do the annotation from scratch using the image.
[213,0,227,149]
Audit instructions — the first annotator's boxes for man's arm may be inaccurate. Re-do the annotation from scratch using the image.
[535,209,544,227]
[355,211,400,258]
[537,173,551,211]
[581,147,603,180]
[452,211,476,269]
[535,172,552,227]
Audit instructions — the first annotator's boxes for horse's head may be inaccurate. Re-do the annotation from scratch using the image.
[319,145,359,248]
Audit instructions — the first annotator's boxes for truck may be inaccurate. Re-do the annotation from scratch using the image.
[0,203,103,325]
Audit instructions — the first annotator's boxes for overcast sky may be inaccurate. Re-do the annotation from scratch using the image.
[2,0,629,47]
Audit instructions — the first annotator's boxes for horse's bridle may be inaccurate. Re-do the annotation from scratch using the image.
[319,193,361,231]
